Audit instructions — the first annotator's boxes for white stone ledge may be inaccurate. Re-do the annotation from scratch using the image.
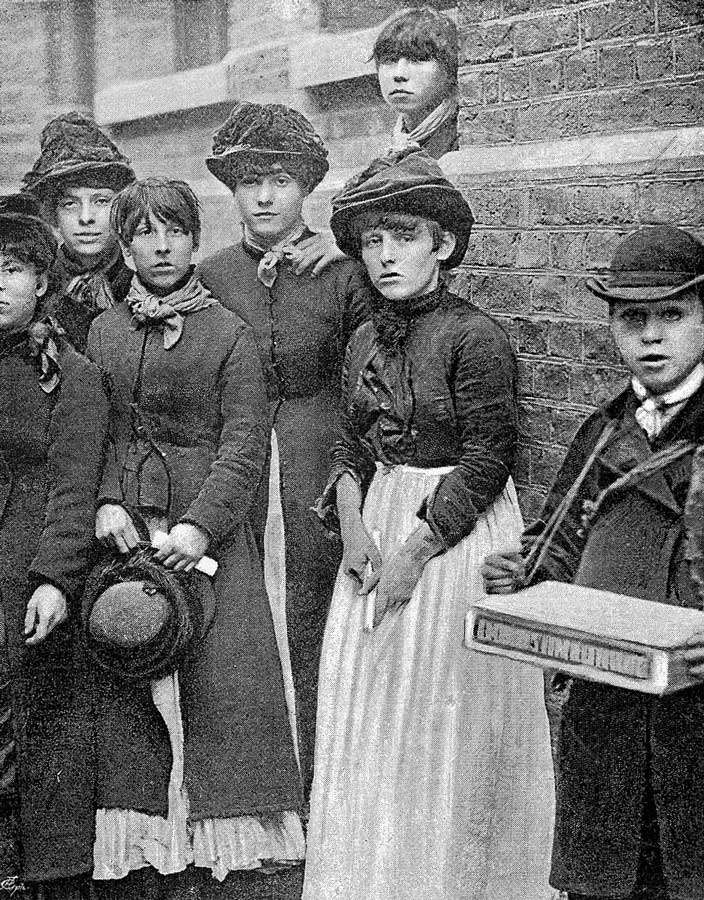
[288,25,378,87]
[442,127,704,181]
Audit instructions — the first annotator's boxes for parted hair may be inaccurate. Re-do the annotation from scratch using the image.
[372,6,458,85]
[111,178,202,249]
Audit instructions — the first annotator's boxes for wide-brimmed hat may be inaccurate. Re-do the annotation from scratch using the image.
[81,547,215,681]
[206,101,329,192]
[586,225,704,303]
[330,149,474,269]
[22,112,136,202]
[0,193,58,270]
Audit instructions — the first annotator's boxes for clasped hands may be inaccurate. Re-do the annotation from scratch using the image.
[341,519,442,628]
[95,503,209,572]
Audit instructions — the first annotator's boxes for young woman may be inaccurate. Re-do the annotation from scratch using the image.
[22,112,136,351]
[0,194,109,899]
[303,151,555,900]
[85,179,303,899]
[199,102,370,800]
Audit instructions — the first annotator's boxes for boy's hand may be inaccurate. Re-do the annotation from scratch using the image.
[25,583,68,646]
[152,523,209,572]
[481,550,525,594]
[96,503,140,554]
[683,631,704,678]
[285,231,346,277]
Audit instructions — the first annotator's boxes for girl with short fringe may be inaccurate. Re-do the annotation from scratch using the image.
[85,178,303,900]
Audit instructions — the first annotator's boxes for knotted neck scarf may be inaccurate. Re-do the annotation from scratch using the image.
[55,241,128,313]
[0,316,63,393]
[391,94,460,154]
[631,362,704,440]
[126,269,218,349]
[242,220,307,288]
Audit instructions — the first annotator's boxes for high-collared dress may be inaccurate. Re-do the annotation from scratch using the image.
[524,381,704,899]
[198,236,370,797]
[49,242,133,351]
[0,329,108,886]
[303,287,555,900]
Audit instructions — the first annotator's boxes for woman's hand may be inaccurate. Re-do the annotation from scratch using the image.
[481,550,525,594]
[373,523,442,627]
[341,519,382,592]
[152,523,209,572]
[285,231,346,277]
[95,503,140,554]
[24,583,67,646]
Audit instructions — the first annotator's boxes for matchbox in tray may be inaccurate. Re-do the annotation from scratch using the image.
[465,581,704,695]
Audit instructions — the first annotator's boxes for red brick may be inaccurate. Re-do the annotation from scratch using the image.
[651,79,704,126]
[549,321,582,360]
[639,179,704,225]
[520,402,553,443]
[502,0,532,14]
[531,445,569,487]
[514,443,531,486]
[584,230,625,270]
[566,277,610,321]
[583,322,622,366]
[657,0,703,32]
[501,63,530,101]
[516,357,534,394]
[483,230,521,266]
[674,29,704,74]
[513,13,578,56]
[515,96,580,140]
[462,185,523,227]
[598,44,635,86]
[569,364,626,405]
[518,318,549,355]
[578,86,655,134]
[493,314,520,348]
[516,232,551,268]
[459,0,503,24]
[460,105,517,143]
[635,39,674,79]
[533,361,571,401]
[530,185,569,226]
[461,72,483,107]
[461,23,514,64]
[464,231,485,266]
[484,70,501,103]
[550,232,585,269]
[471,273,532,314]
[564,184,637,226]
[531,274,568,315]
[564,48,599,90]
[552,405,590,446]
[580,1,655,42]
[530,56,564,95]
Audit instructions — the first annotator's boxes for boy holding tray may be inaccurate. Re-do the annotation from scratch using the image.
[483,224,704,900]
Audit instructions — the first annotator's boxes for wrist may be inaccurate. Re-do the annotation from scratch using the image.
[406,523,444,562]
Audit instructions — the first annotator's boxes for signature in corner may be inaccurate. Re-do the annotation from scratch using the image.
[0,876,26,896]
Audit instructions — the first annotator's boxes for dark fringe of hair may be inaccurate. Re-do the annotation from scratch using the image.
[41,168,135,222]
[350,211,444,257]
[0,219,57,274]
[372,6,458,83]
[225,155,321,195]
[110,178,202,248]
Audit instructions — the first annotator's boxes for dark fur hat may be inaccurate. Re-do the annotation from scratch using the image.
[22,112,136,203]
[0,193,58,272]
[206,101,329,193]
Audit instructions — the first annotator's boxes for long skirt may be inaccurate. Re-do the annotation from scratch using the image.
[303,464,556,900]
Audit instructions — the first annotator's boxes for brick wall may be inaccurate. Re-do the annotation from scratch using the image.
[454,0,704,516]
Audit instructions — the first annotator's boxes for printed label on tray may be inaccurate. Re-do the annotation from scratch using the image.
[473,615,652,680]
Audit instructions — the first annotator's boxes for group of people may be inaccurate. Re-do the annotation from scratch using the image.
[2,5,704,900]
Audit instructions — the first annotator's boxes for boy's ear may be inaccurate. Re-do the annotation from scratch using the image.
[34,272,48,299]
[437,230,456,262]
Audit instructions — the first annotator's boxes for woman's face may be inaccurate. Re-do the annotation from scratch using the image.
[122,213,194,293]
[360,217,455,302]
[377,57,452,126]
[0,252,47,332]
[234,168,307,248]
[55,185,117,261]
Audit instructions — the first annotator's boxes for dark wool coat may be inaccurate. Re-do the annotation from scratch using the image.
[0,332,108,883]
[86,300,301,819]
[525,384,704,899]
[197,240,370,795]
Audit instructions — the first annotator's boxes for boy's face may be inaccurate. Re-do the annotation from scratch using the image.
[377,57,452,124]
[609,291,704,396]
[55,185,117,261]
[233,168,306,248]
[360,216,454,302]
[0,252,47,332]
[122,213,194,292]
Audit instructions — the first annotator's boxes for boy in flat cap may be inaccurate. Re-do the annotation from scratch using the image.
[199,102,371,801]
[23,112,136,351]
[483,225,704,900]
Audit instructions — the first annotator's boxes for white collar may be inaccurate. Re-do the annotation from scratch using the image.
[631,362,704,408]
